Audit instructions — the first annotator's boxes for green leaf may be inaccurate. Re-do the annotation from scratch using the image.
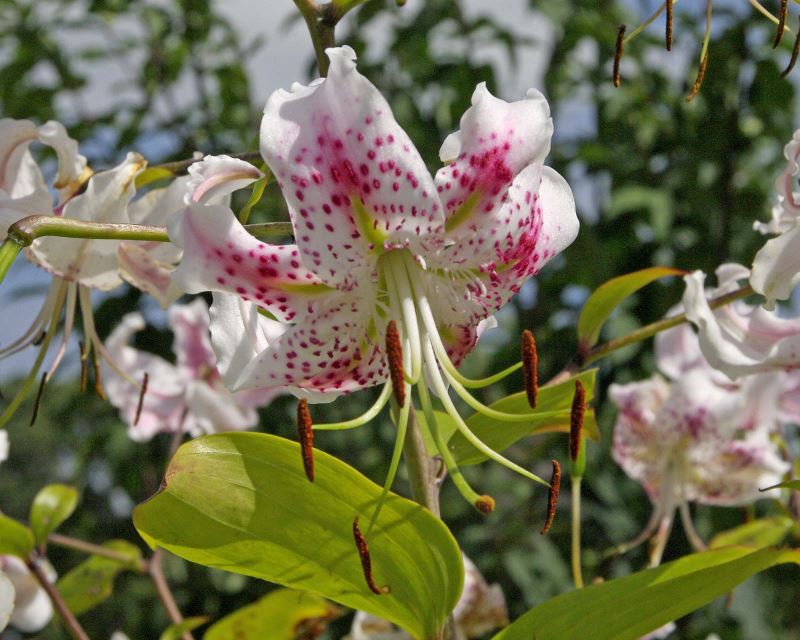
[135,166,174,188]
[577,267,686,350]
[29,484,79,546]
[710,517,795,549]
[0,513,34,557]
[57,540,144,615]
[447,370,598,467]
[133,432,463,640]
[160,616,209,640]
[760,478,800,491]
[204,588,339,640]
[237,171,270,225]
[491,546,800,640]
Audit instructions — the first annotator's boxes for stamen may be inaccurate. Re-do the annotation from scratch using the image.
[313,382,392,430]
[296,399,315,482]
[79,341,89,393]
[385,321,405,408]
[45,283,78,383]
[775,0,788,47]
[540,459,561,535]
[32,331,46,347]
[134,373,149,427]
[30,372,47,427]
[352,517,389,595]
[91,348,106,400]
[782,17,800,76]
[475,495,496,514]
[666,0,673,50]
[613,24,626,87]
[569,381,586,463]
[686,53,708,102]
[521,330,538,409]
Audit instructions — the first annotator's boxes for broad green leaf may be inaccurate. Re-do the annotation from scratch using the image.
[204,588,339,640]
[491,546,800,640]
[133,433,463,640]
[760,478,800,491]
[57,540,144,615]
[0,514,34,558]
[577,267,686,350]
[160,616,209,640]
[710,517,795,549]
[448,370,598,466]
[135,166,174,188]
[29,484,79,546]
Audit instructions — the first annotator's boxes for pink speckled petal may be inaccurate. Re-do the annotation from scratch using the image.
[233,290,386,399]
[168,204,335,323]
[168,298,217,376]
[185,155,263,205]
[117,242,181,307]
[27,153,145,290]
[435,84,553,266]
[260,46,442,286]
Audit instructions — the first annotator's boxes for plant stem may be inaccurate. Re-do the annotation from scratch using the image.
[150,150,262,176]
[581,284,754,365]
[26,554,91,640]
[402,407,441,517]
[571,476,584,589]
[0,239,21,285]
[149,548,195,640]
[293,0,340,76]
[48,533,148,572]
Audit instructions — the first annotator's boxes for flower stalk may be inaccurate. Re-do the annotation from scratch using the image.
[26,554,90,640]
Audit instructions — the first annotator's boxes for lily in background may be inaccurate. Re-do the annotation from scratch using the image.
[0,556,54,634]
[610,321,790,565]
[169,45,579,508]
[103,298,270,442]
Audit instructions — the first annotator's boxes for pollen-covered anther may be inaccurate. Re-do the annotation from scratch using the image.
[540,459,561,535]
[569,380,586,463]
[133,372,149,427]
[385,320,405,408]
[686,53,708,102]
[775,0,788,47]
[782,17,800,77]
[92,349,106,400]
[613,24,626,87]
[30,372,47,427]
[296,399,315,482]
[665,0,673,50]
[475,495,496,514]
[521,329,538,409]
[79,340,89,393]
[352,517,390,595]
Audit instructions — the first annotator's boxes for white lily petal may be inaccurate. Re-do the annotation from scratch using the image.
[750,223,800,309]
[0,571,13,632]
[185,155,263,205]
[2,556,54,634]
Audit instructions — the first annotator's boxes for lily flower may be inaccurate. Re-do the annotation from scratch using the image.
[611,321,790,565]
[0,556,54,633]
[168,46,578,508]
[683,263,800,379]
[103,298,268,442]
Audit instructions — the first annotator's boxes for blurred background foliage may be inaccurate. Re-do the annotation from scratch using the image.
[0,0,798,638]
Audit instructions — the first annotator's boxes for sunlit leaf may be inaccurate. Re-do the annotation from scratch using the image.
[447,370,598,466]
[159,616,209,640]
[577,267,686,351]
[710,517,795,549]
[29,484,79,546]
[204,588,339,640]
[760,479,800,491]
[133,432,463,640]
[492,547,800,640]
[57,540,144,615]
[135,167,174,189]
[0,514,34,558]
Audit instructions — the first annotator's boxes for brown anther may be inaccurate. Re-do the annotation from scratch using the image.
[475,495,496,514]
[90,349,106,400]
[521,330,538,409]
[569,380,586,463]
[613,24,626,87]
[782,17,800,77]
[79,341,89,393]
[775,0,788,47]
[385,320,405,408]
[540,459,561,535]
[32,331,46,347]
[352,517,389,595]
[666,0,673,51]
[296,399,315,482]
[30,372,47,427]
[686,53,708,102]
[134,372,149,427]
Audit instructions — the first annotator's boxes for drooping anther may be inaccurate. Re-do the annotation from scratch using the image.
[134,373,149,427]
[475,494,496,514]
[32,331,46,347]
[666,0,673,51]
[782,17,800,77]
[686,53,708,102]
[91,350,106,400]
[521,330,538,409]
[79,341,89,393]
[296,399,315,482]
[569,380,586,463]
[613,24,626,87]
[385,320,405,408]
[540,459,561,535]
[775,0,788,47]
[352,517,389,595]
[30,372,47,427]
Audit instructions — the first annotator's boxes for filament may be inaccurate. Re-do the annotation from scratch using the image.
[312,382,392,430]
[45,282,77,382]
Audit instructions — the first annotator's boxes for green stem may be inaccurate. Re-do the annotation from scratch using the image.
[293,0,340,77]
[571,476,584,589]
[582,284,754,365]
[0,239,22,285]
[150,150,262,176]
[48,533,148,572]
